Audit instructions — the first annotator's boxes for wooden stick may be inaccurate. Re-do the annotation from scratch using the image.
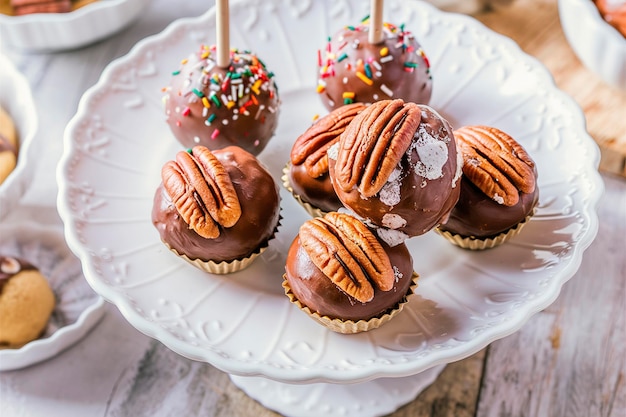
[216,0,230,68]
[369,0,384,44]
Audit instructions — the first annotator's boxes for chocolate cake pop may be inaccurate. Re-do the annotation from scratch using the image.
[329,99,462,242]
[165,46,280,156]
[316,18,432,111]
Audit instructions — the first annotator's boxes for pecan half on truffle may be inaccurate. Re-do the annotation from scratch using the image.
[161,146,242,239]
[329,99,462,240]
[438,125,539,240]
[287,103,367,213]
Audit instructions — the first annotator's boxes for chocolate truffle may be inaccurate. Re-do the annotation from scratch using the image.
[152,145,281,273]
[284,212,415,331]
[437,125,539,249]
[329,99,462,242]
[285,103,367,215]
[165,45,280,156]
[316,20,432,111]
[0,105,19,186]
[0,256,55,348]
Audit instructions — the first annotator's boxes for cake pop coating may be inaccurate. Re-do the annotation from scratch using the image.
[152,146,281,263]
[329,100,462,240]
[165,45,280,156]
[317,20,432,111]
[284,213,414,321]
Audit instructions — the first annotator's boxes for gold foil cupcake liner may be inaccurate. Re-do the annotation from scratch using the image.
[281,162,329,219]
[282,272,419,334]
[164,213,282,275]
[435,210,535,251]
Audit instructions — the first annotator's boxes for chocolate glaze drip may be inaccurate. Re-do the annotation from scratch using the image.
[285,236,414,321]
[0,256,35,293]
[152,146,281,263]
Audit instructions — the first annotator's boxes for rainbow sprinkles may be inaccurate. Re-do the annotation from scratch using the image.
[164,44,280,155]
[316,18,433,110]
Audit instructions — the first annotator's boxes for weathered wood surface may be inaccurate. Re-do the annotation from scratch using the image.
[0,1,624,417]
[475,0,626,177]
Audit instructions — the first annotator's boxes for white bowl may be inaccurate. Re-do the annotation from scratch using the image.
[559,0,626,90]
[0,222,105,371]
[0,53,38,221]
[0,0,153,52]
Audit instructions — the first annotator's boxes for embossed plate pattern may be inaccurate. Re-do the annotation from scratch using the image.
[57,0,602,384]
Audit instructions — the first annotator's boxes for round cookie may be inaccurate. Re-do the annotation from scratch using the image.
[317,20,432,111]
[0,105,19,185]
[0,256,55,348]
[152,145,281,273]
[165,45,280,156]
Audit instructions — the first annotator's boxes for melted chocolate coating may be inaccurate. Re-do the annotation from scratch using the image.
[330,105,461,238]
[0,256,35,294]
[439,175,539,239]
[152,146,281,263]
[165,48,280,156]
[288,163,342,213]
[318,23,432,111]
[285,235,414,321]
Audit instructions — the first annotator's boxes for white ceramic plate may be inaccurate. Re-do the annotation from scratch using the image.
[0,222,105,371]
[0,53,38,221]
[559,0,626,90]
[0,0,152,52]
[58,0,602,384]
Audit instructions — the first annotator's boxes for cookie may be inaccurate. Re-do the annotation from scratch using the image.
[0,256,56,348]
[0,105,19,186]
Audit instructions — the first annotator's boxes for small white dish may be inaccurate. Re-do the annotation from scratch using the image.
[58,0,602,386]
[0,53,38,221]
[0,0,153,52]
[559,0,626,90]
[0,222,105,371]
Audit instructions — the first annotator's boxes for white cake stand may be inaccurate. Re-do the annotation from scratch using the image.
[230,365,446,417]
[57,1,602,415]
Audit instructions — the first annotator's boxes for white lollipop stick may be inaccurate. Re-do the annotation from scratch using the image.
[369,0,384,44]
[216,0,230,68]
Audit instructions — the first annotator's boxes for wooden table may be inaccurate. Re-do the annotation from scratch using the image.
[1,1,624,416]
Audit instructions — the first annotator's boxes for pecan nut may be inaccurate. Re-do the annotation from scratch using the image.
[161,146,242,239]
[291,103,367,178]
[454,125,536,206]
[334,99,422,197]
[298,212,394,303]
